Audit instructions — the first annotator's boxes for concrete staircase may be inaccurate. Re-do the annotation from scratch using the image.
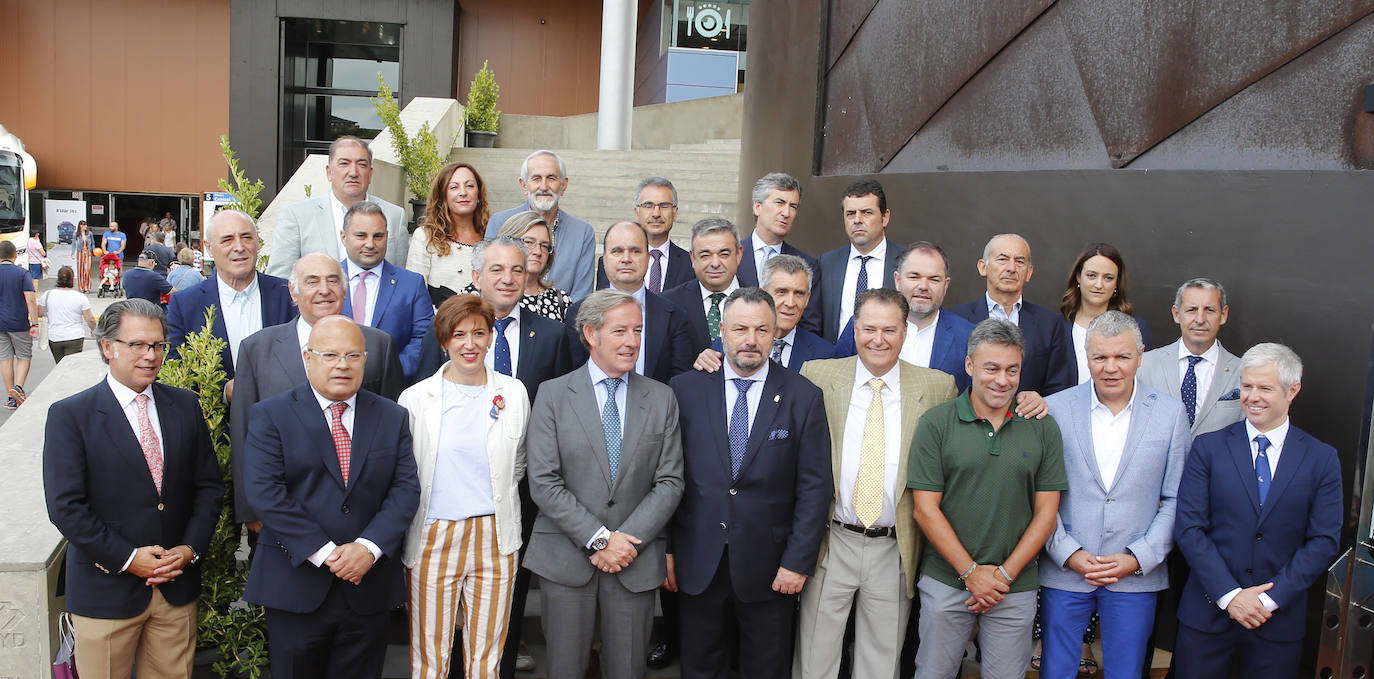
[449,138,743,248]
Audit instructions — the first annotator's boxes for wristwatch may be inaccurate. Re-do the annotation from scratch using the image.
[183,545,201,565]
[1125,548,1143,576]
[590,535,609,551]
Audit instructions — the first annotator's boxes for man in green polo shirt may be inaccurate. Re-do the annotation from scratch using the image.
[909,318,1066,678]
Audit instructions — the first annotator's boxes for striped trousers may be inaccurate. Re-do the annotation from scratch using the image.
[408,515,517,679]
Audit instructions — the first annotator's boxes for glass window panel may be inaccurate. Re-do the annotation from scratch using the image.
[306,95,395,142]
[672,1,750,52]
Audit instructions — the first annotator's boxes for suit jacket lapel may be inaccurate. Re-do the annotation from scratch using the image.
[611,375,652,495]
[570,368,615,490]
[1072,386,1108,492]
[930,316,956,374]
[1159,341,1185,401]
[1226,426,1262,516]
[896,362,925,493]
[643,297,668,375]
[1196,349,1238,428]
[269,324,309,384]
[369,262,400,326]
[291,386,346,488]
[207,283,232,368]
[515,308,541,380]
[151,384,182,491]
[820,359,857,491]
[345,393,381,495]
[95,383,161,498]
[736,365,784,480]
[1258,430,1306,525]
[1111,389,1156,489]
[703,370,732,478]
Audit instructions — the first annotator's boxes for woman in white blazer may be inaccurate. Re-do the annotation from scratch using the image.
[399,294,530,679]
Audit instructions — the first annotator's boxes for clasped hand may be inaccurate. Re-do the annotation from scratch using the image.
[129,545,192,586]
[964,565,1010,613]
[590,532,642,573]
[327,543,375,584]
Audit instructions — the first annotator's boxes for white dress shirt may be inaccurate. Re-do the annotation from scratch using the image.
[305,388,382,566]
[295,316,314,353]
[483,310,522,375]
[1089,380,1137,489]
[426,381,496,522]
[217,274,262,368]
[836,361,902,527]
[722,357,769,437]
[985,292,1022,326]
[108,374,162,573]
[344,258,384,326]
[1176,340,1221,421]
[900,313,939,369]
[329,191,372,262]
[773,327,798,366]
[751,233,781,280]
[1215,418,1290,613]
[585,360,631,546]
[1073,323,1091,385]
[838,239,888,332]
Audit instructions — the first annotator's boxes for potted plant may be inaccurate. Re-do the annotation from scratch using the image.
[464,60,501,148]
[373,74,445,228]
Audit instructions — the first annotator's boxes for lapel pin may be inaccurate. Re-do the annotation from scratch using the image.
[773,394,781,403]
[528,330,535,337]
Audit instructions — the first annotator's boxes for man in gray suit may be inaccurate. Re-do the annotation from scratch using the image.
[229,253,405,532]
[1040,311,1191,678]
[267,136,408,278]
[1138,278,1243,438]
[524,288,685,679]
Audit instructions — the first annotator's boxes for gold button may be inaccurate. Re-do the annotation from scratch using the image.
[157,503,165,511]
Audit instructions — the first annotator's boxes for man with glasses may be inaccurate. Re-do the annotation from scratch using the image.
[44,299,225,679]
[242,315,420,679]
[267,135,408,278]
[231,253,405,535]
[596,177,696,294]
[486,150,597,302]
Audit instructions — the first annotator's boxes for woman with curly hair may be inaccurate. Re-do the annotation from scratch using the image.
[408,162,489,304]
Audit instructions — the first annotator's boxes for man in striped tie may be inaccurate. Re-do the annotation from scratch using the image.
[794,288,958,678]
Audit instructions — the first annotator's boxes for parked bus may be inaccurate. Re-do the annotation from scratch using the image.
[0,124,36,260]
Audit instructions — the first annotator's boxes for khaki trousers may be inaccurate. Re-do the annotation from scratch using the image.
[71,588,197,679]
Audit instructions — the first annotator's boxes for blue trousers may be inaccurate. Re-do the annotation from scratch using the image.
[1040,587,1156,679]
[1174,621,1302,679]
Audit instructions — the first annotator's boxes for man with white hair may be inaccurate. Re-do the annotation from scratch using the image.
[168,209,294,384]
[486,149,596,302]
[1173,343,1342,678]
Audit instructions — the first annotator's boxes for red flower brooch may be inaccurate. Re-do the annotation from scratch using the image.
[490,395,506,420]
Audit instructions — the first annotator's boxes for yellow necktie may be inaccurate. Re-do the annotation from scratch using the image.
[852,378,886,527]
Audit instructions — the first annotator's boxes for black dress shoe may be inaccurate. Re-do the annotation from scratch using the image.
[646,641,674,669]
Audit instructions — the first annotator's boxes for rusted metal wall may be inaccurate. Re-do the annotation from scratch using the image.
[741,3,1374,674]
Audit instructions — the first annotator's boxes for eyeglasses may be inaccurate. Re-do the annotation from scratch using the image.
[520,237,553,254]
[107,338,172,355]
[636,201,677,211]
[305,348,368,366]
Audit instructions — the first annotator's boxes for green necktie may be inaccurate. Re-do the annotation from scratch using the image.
[707,292,727,340]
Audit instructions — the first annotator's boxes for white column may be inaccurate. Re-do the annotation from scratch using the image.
[597,0,637,150]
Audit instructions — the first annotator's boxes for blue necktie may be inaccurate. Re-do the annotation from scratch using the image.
[854,255,874,311]
[603,377,622,481]
[493,316,514,376]
[729,379,753,481]
[1255,435,1272,505]
[1181,355,1203,426]
[771,338,787,363]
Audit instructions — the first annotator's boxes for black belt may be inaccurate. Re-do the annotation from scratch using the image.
[833,519,896,538]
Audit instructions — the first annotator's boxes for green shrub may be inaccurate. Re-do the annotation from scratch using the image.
[159,306,268,678]
[465,60,501,133]
[373,73,445,200]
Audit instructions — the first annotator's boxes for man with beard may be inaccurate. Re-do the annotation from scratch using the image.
[486,150,596,302]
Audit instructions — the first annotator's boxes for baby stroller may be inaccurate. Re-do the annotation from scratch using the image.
[97,253,124,298]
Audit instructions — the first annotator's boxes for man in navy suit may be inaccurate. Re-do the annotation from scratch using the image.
[949,233,1073,397]
[122,251,174,307]
[1173,343,1342,678]
[337,201,432,380]
[835,241,974,392]
[596,177,696,294]
[44,299,224,678]
[570,221,694,383]
[737,173,823,334]
[243,316,420,679]
[816,180,902,343]
[668,287,832,679]
[661,217,745,354]
[168,209,294,386]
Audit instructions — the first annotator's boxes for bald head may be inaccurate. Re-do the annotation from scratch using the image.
[603,221,651,291]
[977,233,1034,302]
[305,316,367,401]
[290,253,346,324]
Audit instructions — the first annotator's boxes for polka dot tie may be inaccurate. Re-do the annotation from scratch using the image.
[854,256,874,311]
[729,379,753,481]
[135,394,163,494]
[602,378,622,481]
[707,292,727,341]
[329,402,351,485]
[771,338,787,363]
[649,249,664,293]
[852,378,886,527]
[1181,355,1203,426]
[493,317,514,376]
[1255,435,1272,505]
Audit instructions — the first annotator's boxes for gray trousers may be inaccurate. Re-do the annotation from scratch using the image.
[539,573,655,679]
[794,524,909,679]
[913,574,1037,679]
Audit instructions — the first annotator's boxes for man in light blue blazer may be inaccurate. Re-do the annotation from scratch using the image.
[1039,311,1191,679]
[337,201,432,380]
[266,136,408,278]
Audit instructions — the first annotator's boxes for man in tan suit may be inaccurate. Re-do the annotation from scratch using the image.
[794,288,958,678]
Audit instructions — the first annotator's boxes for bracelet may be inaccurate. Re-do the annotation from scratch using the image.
[997,565,1013,582]
[958,562,978,581]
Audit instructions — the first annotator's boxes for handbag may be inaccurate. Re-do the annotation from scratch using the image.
[41,257,51,272]
[52,612,79,678]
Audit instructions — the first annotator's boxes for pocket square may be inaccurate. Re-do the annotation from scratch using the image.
[1218,388,1240,401]
[768,429,790,440]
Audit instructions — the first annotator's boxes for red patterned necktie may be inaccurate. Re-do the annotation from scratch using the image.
[329,402,351,485]
[135,394,163,494]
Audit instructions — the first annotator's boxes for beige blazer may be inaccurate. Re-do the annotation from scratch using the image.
[800,356,958,598]
[399,364,530,566]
